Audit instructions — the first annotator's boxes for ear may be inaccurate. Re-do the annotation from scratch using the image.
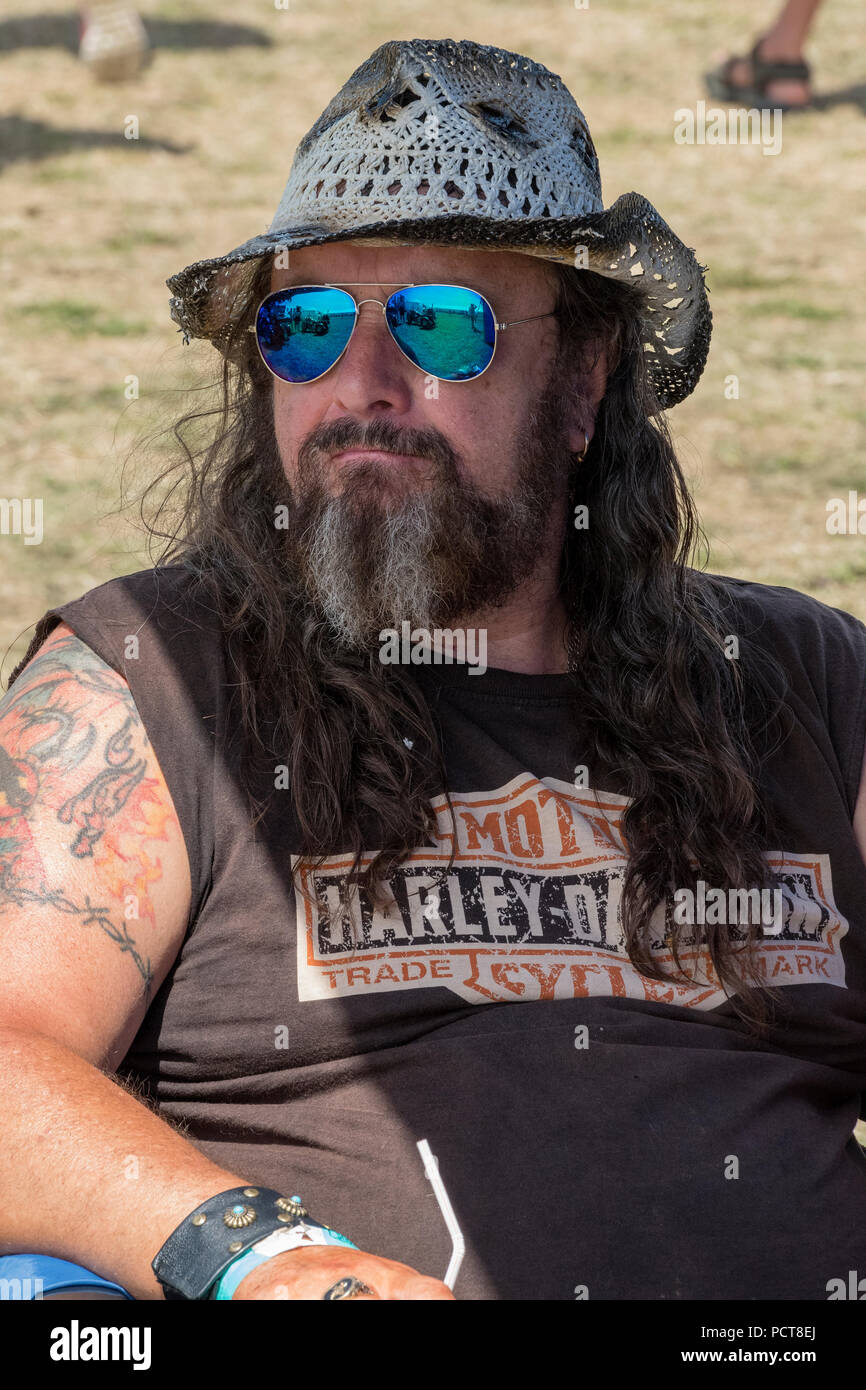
[563,342,608,454]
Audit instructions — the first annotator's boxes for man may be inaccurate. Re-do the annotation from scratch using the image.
[2,37,866,1302]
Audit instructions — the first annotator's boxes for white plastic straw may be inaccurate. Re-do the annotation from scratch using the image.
[416,1138,465,1291]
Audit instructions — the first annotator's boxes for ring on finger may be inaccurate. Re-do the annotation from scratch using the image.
[322,1276,375,1300]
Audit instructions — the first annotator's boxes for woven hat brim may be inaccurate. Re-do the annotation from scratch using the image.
[166,192,711,409]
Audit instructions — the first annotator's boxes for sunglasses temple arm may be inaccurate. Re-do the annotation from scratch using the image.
[498,310,559,330]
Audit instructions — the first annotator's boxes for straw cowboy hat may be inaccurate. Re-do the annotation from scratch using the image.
[165,36,712,408]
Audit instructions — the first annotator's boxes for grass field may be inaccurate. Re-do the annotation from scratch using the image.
[1,0,865,664]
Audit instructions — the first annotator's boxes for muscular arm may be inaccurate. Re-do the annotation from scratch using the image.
[0,621,188,1061]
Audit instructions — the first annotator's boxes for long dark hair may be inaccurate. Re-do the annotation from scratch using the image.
[130,252,791,1033]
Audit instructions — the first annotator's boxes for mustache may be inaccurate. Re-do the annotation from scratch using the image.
[296,414,461,481]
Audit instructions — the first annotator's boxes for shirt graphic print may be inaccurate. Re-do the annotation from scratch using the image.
[293,772,848,1010]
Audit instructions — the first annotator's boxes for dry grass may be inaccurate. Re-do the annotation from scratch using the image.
[2,0,865,660]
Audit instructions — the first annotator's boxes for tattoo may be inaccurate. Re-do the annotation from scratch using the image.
[0,624,177,1000]
[57,716,147,858]
[0,872,153,997]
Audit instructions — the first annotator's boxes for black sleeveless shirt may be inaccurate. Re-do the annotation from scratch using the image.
[12,564,866,1300]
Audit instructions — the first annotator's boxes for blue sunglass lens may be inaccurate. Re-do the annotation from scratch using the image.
[386,286,495,380]
[256,287,355,383]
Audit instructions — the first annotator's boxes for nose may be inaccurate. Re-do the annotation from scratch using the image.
[327,296,415,417]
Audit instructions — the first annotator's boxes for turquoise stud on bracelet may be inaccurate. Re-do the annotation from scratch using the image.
[275,1194,307,1218]
[153,1185,309,1300]
[223,1203,257,1228]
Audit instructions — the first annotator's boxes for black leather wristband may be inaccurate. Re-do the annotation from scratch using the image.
[152,1186,306,1300]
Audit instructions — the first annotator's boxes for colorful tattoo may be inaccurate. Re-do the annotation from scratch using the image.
[0,624,179,1001]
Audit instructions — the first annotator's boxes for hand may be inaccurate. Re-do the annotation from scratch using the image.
[231,1243,455,1300]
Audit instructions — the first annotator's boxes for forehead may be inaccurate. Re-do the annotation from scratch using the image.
[268,241,557,297]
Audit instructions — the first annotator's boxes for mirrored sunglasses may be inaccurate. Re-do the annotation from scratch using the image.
[249,283,556,384]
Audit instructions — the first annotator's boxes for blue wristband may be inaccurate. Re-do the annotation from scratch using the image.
[212,1222,359,1300]
[212,1247,271,1301]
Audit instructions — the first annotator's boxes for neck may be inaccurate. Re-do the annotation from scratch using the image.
[467,577,572,676]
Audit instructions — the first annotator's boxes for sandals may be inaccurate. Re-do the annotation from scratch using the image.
[705,36,813,112]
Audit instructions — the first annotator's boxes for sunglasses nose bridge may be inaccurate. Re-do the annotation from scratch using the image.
[354,297,387,315]
[351,296,404,359]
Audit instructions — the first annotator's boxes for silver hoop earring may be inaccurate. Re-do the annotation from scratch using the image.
[575,429,589,462]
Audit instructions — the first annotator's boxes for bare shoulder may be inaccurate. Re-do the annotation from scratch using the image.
[0,620,192,1068]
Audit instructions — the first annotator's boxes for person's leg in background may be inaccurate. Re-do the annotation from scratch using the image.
[705,0,826,109]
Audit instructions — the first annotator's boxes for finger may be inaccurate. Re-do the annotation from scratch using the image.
[320,1275,381,1301]
[262,1279,383,1301]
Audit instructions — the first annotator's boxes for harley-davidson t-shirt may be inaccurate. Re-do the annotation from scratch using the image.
[12,563,866,1300]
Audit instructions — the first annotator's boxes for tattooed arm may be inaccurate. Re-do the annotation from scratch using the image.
[0,621,249,1296]
[0,620,190,1064]
[0,621,453,1301]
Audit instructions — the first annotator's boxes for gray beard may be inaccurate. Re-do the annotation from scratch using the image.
[283,369,576,650]
[299,489,467,645]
